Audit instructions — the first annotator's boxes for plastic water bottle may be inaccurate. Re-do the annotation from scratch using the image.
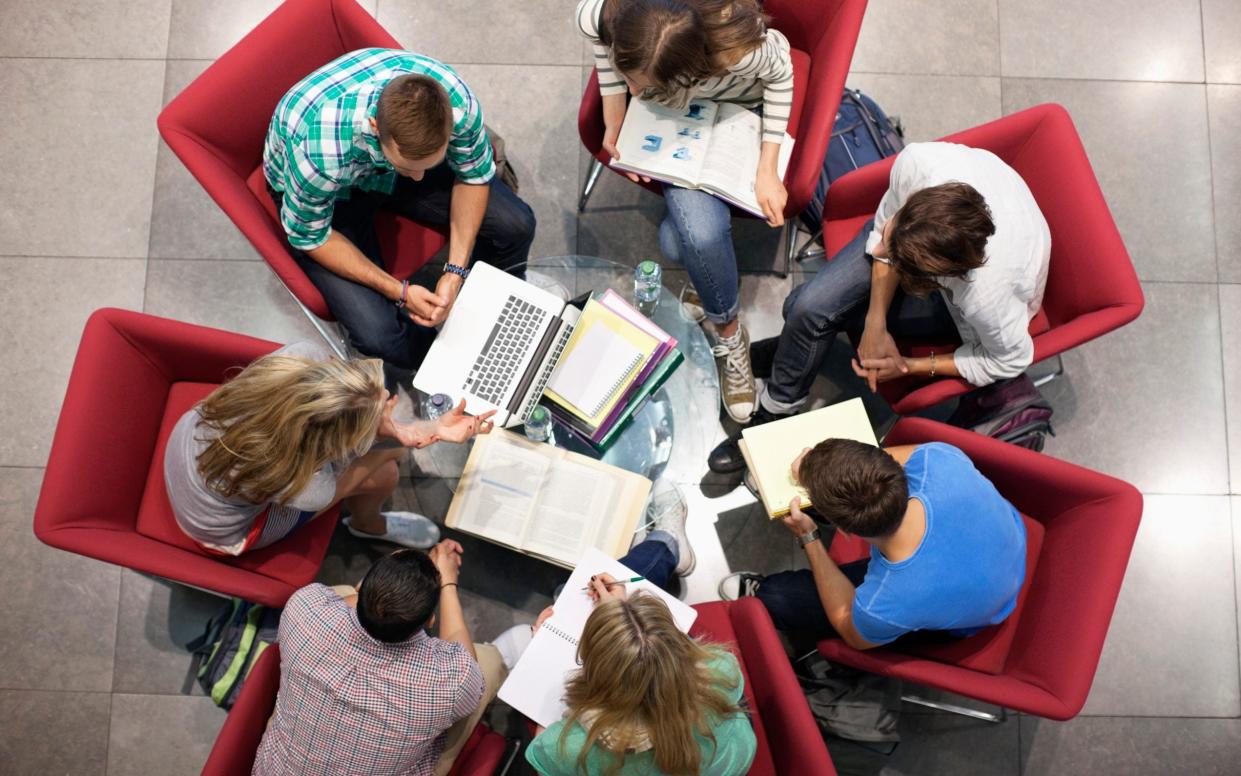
[524,405,552,443]
[423,392,452,420]
[634,260,661,316]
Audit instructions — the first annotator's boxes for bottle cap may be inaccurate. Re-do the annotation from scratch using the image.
[431,393,448,407]
[638,260,658,277]
[530,406,549,422]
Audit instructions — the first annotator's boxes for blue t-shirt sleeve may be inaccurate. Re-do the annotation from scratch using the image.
[850,599,909,646]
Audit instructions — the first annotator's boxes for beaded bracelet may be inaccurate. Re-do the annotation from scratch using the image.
[394,280,410,309]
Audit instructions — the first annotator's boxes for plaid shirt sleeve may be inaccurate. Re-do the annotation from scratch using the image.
[279,142,341,251]
[449,645,486,720]
[446,87,494,185]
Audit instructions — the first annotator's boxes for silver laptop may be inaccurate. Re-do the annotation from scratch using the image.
[414,262,579,428]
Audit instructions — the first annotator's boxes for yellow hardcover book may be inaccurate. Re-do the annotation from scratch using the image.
[543,298,660,429]
[741,397,879,518]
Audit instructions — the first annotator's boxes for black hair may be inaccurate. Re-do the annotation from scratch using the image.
[355,549,441,643]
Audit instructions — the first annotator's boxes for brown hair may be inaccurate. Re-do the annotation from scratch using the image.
[375,74,453,160]
[601,0,768,98]
[561,594,743,775]
[797,439,908,537]
[195,354,385,505]
[887,182,995,297]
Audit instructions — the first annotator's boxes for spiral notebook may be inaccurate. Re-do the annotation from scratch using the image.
[497,547,698,727]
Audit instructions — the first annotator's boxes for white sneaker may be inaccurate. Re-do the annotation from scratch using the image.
[648,484,694,576]
[343,511,441,550]
[491,624,535,670]
[712,324,756,422]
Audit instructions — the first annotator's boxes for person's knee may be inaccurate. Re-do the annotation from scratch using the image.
[658,218,683,265]
[345,318,411,366]
[488,197,536,253]
[371,459,400,495]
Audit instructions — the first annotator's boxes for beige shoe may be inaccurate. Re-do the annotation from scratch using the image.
[712,324,755,422]
[679,286,707,323]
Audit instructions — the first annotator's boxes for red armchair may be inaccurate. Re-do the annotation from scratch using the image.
[817,418,1143,721]
[201,645,512,776]
[33,308,341,609]
[157,0,447,353]
[826,103,1144,414]
[576,0,869,273]
[691,597,836,775]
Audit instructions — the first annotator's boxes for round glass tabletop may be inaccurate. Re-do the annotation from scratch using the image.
[409,255,719,485]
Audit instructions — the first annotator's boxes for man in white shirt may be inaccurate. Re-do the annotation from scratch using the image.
[709,142,1051,473]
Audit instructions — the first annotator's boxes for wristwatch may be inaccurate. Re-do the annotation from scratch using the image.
[798,527,821,547]
[443,262,470,280]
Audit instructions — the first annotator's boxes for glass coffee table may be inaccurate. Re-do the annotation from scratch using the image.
[409,255,719,486]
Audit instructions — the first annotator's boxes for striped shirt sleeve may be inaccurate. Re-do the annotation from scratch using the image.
[446,85,495,184]
[576,0,627,96]
[281,142,341,251]
[730,29,795,143]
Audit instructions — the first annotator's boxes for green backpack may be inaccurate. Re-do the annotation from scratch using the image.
[186,598,282,709]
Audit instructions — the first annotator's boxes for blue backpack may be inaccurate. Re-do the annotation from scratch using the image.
[796,89,905,260]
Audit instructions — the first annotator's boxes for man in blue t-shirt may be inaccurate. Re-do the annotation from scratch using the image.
[721,439,1026,648]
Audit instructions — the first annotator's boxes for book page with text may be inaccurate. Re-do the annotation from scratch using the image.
[522,458,619,564]
[612,98,718,186]
[698,103,795,215]
[448,433,551,548]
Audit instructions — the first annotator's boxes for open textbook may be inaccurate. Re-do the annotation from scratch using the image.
[611,98,795,218]
[498,547,698,728]
[445,431,652,568]
[740,397,879,519]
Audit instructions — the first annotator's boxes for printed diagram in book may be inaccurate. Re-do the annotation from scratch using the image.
[677,127,702,140]
[672,147,692,161]
[641,135,663,152]
[685,103,707,121]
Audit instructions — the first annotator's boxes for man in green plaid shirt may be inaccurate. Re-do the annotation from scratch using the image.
[264,48,535,385]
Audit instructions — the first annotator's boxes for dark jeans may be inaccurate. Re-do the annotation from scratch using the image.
[270,163,535,383]
[617,531,679,591]
[756,559,871,634]
[764,219,959,412]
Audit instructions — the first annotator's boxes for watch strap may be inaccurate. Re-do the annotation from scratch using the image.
[798,527,821,547]
[443,263,470,280]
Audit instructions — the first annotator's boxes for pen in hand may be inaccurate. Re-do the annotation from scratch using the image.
[580,575,645,591]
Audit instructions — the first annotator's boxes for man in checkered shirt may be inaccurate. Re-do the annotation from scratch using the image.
[253,539,505,776]
[264,48,535,388]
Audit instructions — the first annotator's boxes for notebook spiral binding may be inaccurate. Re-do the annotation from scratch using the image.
[542,622,579,647]
[584,353,643,418]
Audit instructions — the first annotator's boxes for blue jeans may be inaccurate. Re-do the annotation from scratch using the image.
[764,219,958,412]
[270,163,535,383]
[618,531,679,591]
[757,559,870,634]
[658,184,739,325]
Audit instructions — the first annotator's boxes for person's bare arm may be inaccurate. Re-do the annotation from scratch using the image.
[308,231,446,326]
[854,257,907,392]
[430,180,490,323]
[430,540,477,660]
[755,141,787,227]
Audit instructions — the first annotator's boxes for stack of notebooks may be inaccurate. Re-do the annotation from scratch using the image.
[541,289,683,452]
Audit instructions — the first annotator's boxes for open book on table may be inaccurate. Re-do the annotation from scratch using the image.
[497,547,698,728]
[444,430,652,568]
[611,98,795,218]
[739,397,879,519]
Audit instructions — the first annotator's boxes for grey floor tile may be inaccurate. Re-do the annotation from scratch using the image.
[0,468,121,692]
[0,689,110,775]
[1222,285,1241,493]
[1081,495,1239,717]
[111,570,228,696]
[150,60,259,261]
[577,167,667,268]
[1020,716,1241,776]
[107,693,226,776]
[451,64,581,259]
[998,0,1203,82]
[737,274,794,342]
[1209,86,1241,283]
[1039,282,1229,495]
[851,0,1000,76]
[0,0,170,58]
[714,499,797,578]
[1203,0,1241,84]
[378,0,580,65]
[0,257,145,468]
[166,0,377,60]
[0,59,164,259]
[143,259,320,344]
[845,74,1002,142]
[1002,78,1215,283]
[878,712,1019,775]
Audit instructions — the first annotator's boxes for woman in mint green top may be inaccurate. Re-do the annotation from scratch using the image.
[525,575,757,776]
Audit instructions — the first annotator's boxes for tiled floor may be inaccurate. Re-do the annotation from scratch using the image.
[1,1,1239,774]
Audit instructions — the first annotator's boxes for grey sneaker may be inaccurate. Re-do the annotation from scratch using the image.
[343,511,440,550]
[649,484,695,576]
[712,324,756,422]
[718,571,764,600]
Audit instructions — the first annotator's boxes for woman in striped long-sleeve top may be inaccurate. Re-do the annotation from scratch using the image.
[576,0,795,423]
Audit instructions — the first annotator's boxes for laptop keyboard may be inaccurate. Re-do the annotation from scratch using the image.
[464,295,549,406]
[517,321,575,423]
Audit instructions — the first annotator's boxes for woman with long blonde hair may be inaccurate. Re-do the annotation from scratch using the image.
[164,340,494,556]
[524,568,756,775]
